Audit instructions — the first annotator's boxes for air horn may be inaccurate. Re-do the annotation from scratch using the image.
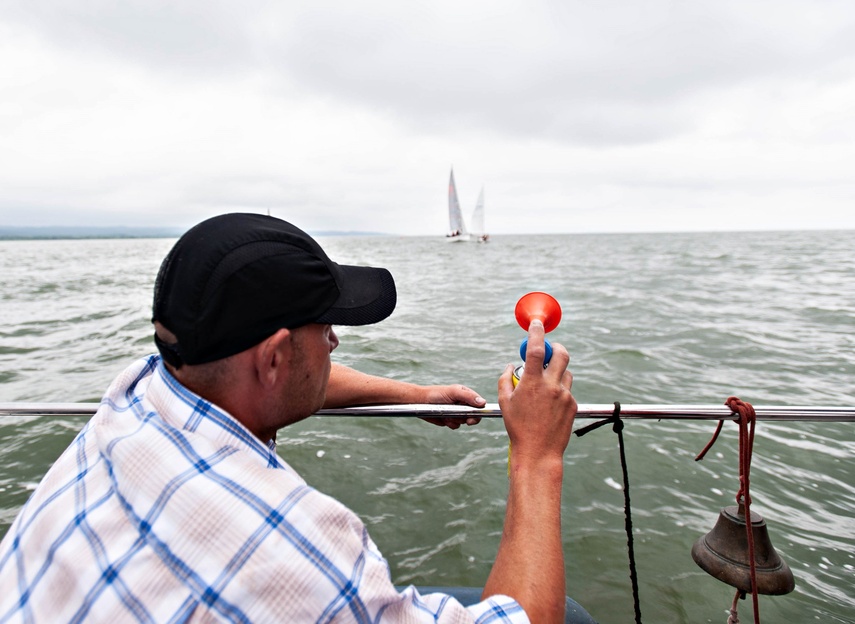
[513,291,562,387]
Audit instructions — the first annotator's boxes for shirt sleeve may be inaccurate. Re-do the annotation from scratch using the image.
[401,586,531,623]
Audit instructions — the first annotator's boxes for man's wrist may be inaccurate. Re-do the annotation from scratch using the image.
[508,453,564,484]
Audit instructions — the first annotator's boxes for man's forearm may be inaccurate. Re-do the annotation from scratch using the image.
[483,456,567,623]
[323,363,424,408]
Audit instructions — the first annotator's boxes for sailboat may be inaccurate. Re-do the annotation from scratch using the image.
[445,169,471,242]
[470,186,489,243]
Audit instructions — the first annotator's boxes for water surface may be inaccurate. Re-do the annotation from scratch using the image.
[1,231,854,622]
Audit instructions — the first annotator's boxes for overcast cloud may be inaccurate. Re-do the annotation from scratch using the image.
[1,0,854,235]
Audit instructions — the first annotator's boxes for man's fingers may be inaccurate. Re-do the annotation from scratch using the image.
[543,343,570,381]
[562,369,574,392]
[523,320,546,377]
[498,364,515,400]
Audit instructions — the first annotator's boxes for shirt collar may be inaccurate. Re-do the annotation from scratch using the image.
[150,358,283,469]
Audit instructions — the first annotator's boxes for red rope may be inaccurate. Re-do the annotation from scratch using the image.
[696,397,761,624]
[694,419,724,462]
[726,396,760,624]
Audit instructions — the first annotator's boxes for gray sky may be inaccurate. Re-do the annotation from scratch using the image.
[2,0,854,235]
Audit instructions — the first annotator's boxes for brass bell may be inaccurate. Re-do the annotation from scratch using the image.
[692,504,795,595]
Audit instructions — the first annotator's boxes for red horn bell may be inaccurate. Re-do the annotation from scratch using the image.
[514,292,562,333]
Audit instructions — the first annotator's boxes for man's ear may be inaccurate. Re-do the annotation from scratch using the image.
[254,328,292,388]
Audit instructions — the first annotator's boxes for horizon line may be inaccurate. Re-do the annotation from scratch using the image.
[1,224,853,241]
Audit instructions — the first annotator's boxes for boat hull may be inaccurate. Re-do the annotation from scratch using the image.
[445,233,471,242]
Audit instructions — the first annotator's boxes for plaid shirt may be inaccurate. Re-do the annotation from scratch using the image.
[0,356,527,623]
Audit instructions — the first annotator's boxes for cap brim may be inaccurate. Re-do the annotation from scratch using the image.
[315,264,397,326]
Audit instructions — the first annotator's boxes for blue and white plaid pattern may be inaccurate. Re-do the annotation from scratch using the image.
[0,356,528,623]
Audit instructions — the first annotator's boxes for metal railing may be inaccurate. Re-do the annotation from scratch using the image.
[2,403,854,422]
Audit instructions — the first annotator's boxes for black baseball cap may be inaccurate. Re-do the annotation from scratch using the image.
[152,213,396,367]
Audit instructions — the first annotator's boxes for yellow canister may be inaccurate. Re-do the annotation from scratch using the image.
[508,366,525,476]
[512,365,524,388]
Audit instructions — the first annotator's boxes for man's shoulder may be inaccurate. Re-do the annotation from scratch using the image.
[97,354,162,413]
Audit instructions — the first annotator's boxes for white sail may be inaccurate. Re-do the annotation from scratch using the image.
[470,186,489,242]
[470,186,485,235]
[446,169,470,241]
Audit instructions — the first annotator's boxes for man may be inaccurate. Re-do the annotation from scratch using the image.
[0,214,591,623]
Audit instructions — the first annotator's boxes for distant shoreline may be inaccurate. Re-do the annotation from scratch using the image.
[0,227,389,240]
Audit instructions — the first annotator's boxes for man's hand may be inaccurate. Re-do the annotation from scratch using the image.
[419,384,485,429]
[498,319,575,463]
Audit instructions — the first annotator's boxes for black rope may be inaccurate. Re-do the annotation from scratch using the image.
[575,402,642,624]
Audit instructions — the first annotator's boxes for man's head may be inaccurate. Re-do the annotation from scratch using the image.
[152,213,397,368]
